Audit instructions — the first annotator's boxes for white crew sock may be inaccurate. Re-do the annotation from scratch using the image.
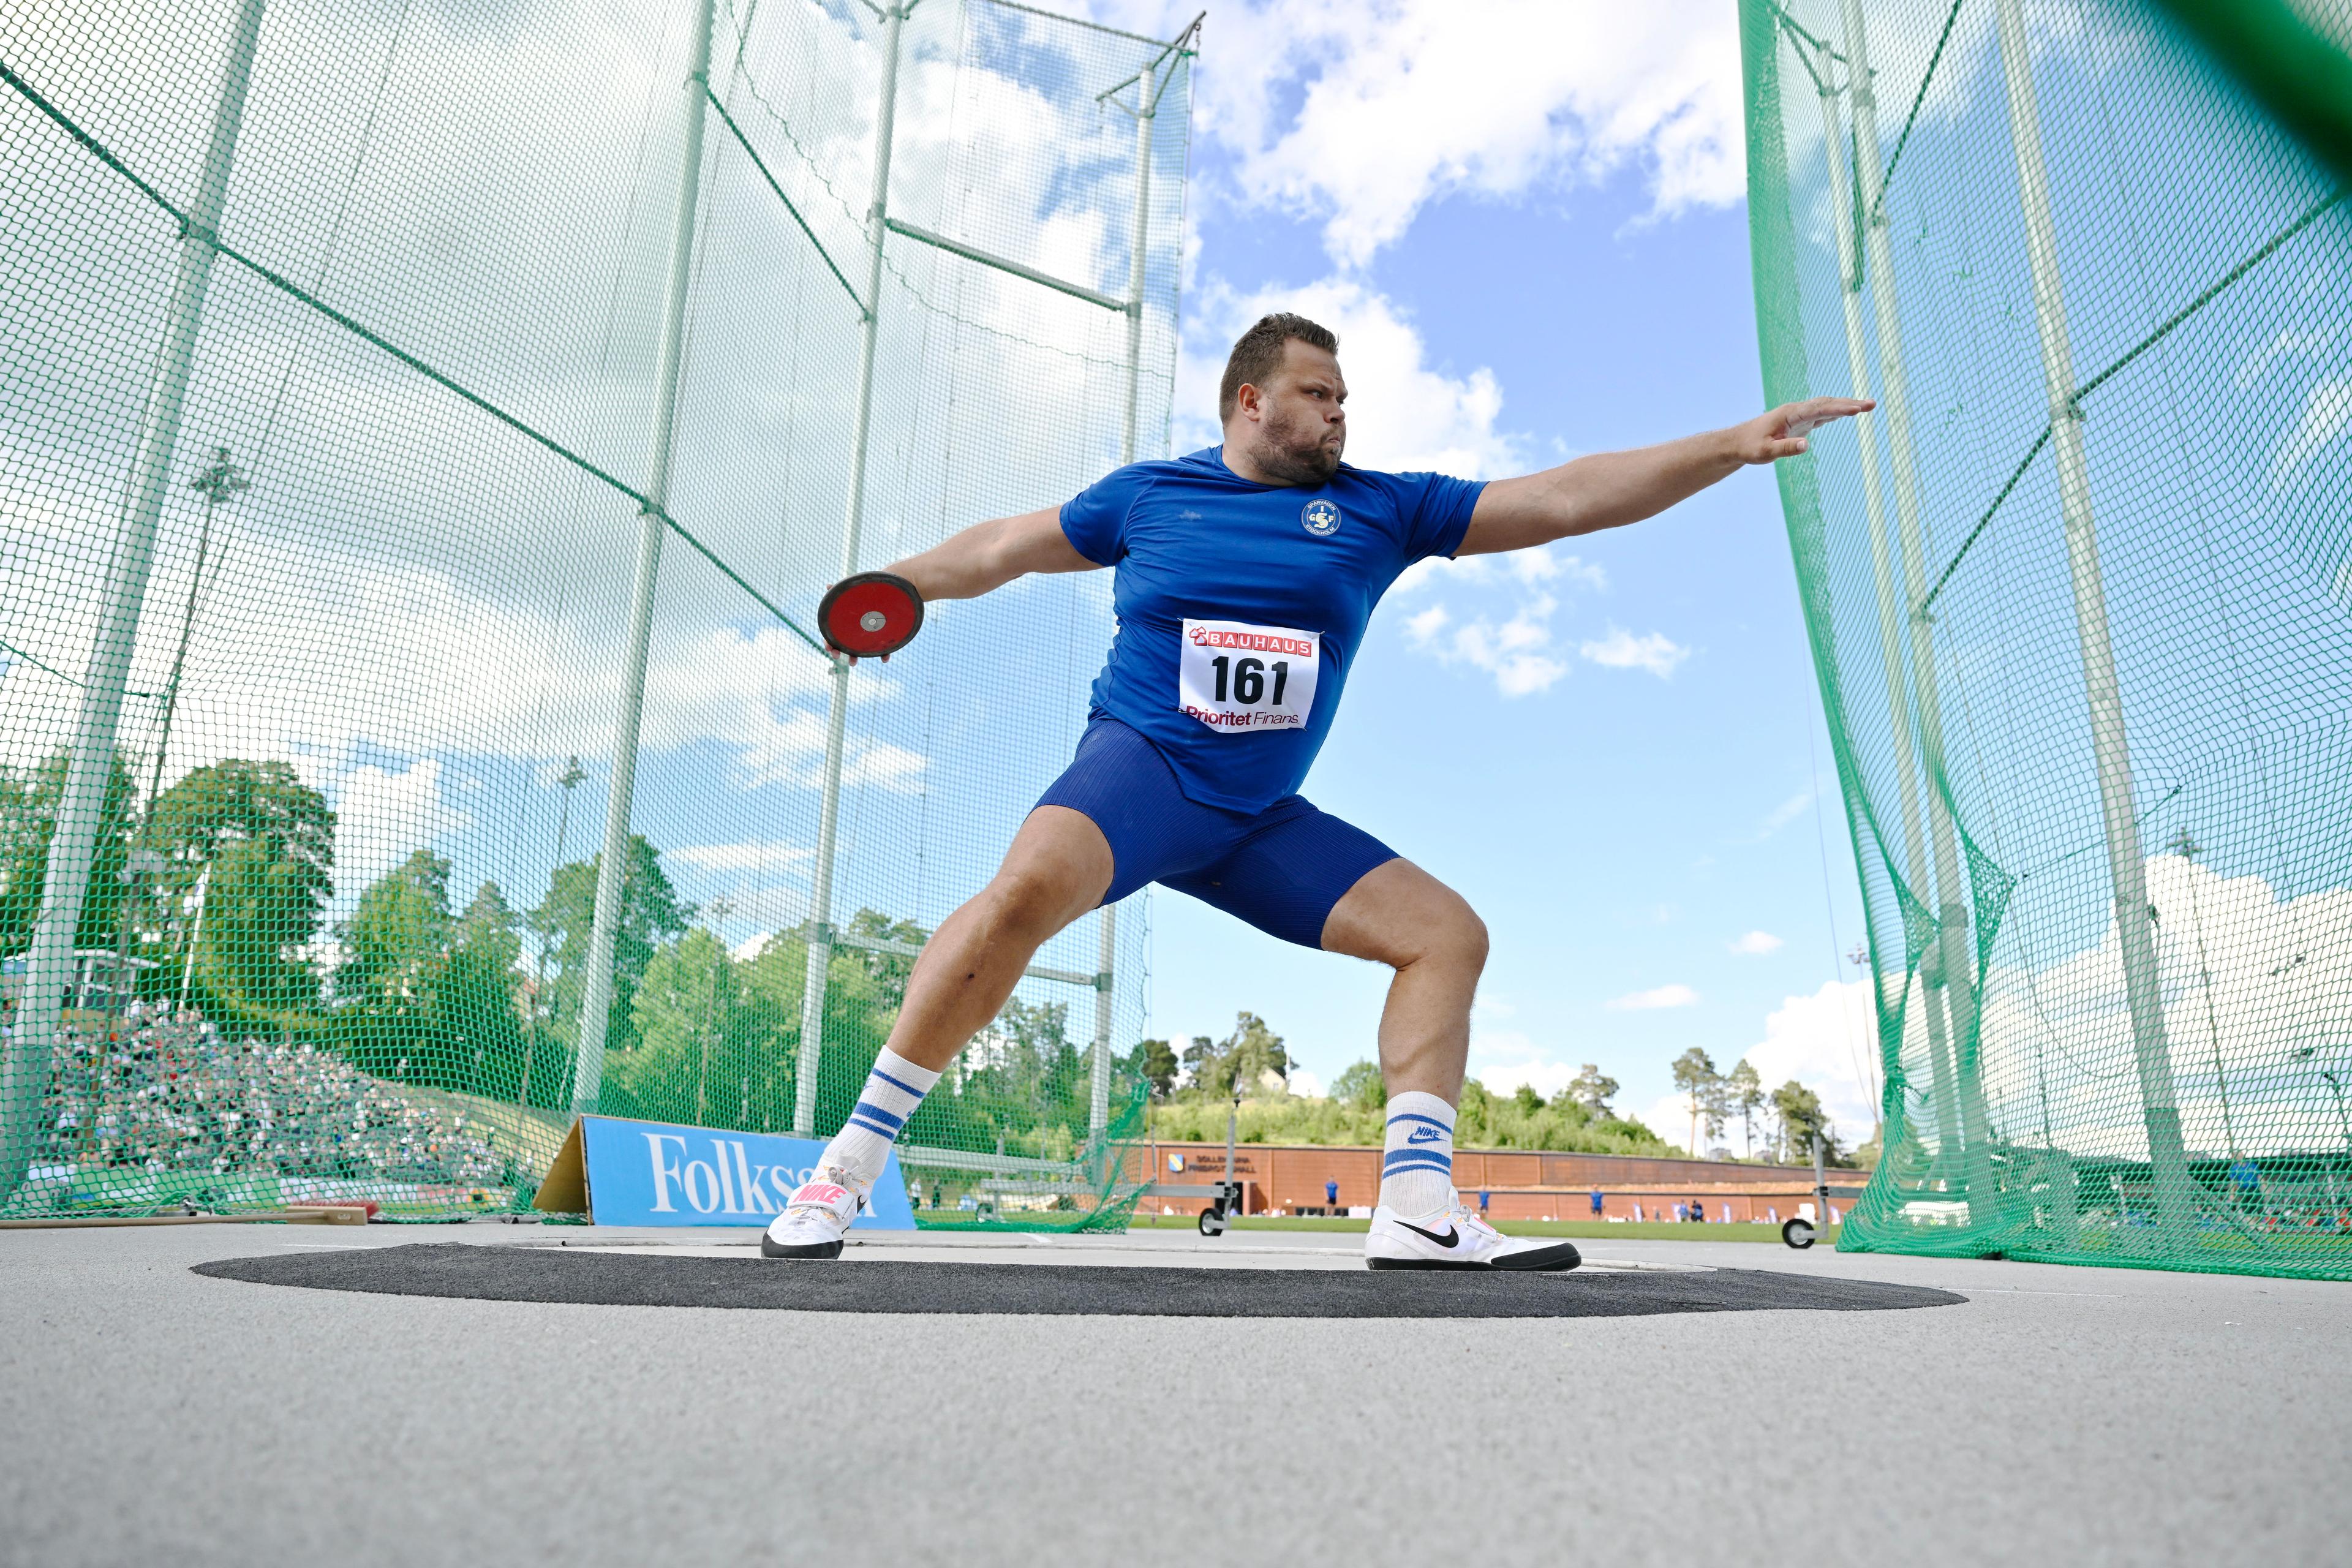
[1379,1090,1457,1217]
[818,1049,940,1188]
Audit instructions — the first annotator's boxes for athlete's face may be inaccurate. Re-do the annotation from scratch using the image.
[1233,341,1347,484]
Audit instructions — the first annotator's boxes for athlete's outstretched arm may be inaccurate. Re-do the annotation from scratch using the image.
[1455,395,1872,557]
[883,506,1098,601]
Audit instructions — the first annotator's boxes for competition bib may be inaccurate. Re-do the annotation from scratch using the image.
[1178,619,1320,734]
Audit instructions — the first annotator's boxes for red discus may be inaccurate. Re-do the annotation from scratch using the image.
[817,570,925,660]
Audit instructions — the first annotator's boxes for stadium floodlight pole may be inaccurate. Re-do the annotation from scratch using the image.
[1803,36,1962,1171]
[797,0,911,1137]
[0,0,268,1209]
[1991,0,2196,1243]
[572,0,717,1115]
[1838,0,1996,1208]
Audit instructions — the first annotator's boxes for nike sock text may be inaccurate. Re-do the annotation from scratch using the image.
[1379,1090,1456,1216]
[818,1049,940,1188]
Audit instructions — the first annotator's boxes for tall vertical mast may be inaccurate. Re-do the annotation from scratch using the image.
[4,0,271,1205]
[796,1,909,1136]
[1991,0,2195,1240]
[572,0,719,1112]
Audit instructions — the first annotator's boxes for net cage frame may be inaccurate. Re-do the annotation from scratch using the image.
[0,0,1199,1228]
[1743,0,2352,1277]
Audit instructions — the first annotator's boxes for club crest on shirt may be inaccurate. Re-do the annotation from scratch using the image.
[1301,499,1341,537]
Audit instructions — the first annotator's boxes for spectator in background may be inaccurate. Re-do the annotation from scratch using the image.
[1686,1197,1705,1223]
[1325,1178,1338,1214]
[1672,1201,1686,1221]
[1589,1186,1604,1219]
[1478,1188,1490,1217]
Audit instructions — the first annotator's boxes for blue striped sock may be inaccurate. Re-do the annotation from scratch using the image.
[820,1049,940,1188]
[1379,1091,1457,1216]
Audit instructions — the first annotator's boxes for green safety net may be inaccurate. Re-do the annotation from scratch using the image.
[0,0,1194,1227]
[1743,0,2352,1276]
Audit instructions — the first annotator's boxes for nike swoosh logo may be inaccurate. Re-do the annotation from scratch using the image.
[1395,1219,1460,1248]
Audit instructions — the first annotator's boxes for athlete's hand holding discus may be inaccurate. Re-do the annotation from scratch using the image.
[772,318,1871,1268]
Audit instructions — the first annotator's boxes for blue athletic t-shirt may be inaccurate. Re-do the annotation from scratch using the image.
[1059,445,1485,813]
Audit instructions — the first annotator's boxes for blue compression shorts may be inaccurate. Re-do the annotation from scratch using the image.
[1034,716,1400,949]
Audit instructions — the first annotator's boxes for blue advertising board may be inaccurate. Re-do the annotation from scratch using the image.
[549,1114,916,1229]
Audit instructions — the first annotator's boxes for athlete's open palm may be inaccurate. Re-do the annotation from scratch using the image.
[1735,396,1874,463]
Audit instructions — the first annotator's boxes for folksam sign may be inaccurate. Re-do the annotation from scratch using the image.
[532,1114,916,1229]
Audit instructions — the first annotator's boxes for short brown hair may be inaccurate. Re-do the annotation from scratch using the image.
[1218,312,1338,424]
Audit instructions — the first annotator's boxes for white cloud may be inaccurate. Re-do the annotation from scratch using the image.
[1287,1068,1325,1099]
[1428,594,1572,699]
[1466,1023,1578,1101]
[1642,1092,1710,1156]
[1730,930,1785,956]
[1578,626,1691,678]
[669,842,815,875]
[1740,978,1880,1145]
[1607,982,1699,1011]
[1120,0,1744,267]
[2270,380,2352,484]
[1177,276,1526,473]
[330,758,469,904]
[1752,790,1812,839]
[1509,546,1608,591]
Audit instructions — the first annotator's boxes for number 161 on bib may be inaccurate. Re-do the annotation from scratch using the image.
[1178,619,1321,734]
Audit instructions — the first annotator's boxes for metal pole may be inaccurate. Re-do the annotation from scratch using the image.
[2,0,268,1208]
[1808,45,1962,1172]
[572,0,717,1115]
[796,1,908,1137]
[1839,0,1996,1207]
[1086,60,1156,1143]
[1991,0,2196,1242]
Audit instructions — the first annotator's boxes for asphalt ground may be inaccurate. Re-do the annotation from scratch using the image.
[4,1222,2345,1567]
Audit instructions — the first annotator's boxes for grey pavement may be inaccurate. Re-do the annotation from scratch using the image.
[2,1221,2345,1567]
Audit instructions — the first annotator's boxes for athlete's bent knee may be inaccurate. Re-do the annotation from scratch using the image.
[981,865,1090,941]
[1425,900,1488,973]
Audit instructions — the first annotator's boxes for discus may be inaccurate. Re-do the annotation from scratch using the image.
[817,571,924,660]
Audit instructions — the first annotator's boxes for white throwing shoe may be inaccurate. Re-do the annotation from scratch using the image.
[762,1169,867,1259]
[1364,1199,1581,1272]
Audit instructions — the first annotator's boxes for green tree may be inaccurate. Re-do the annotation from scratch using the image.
[1772,1079,1843,1164]
[1513,1082,1544,1115]
[0,748,141,957]
[152,760,334,1019]
[531,835,690,1058]
[1330,1058,1386,1112]
[1671,1046,1719,1156]
[1182,1011,1289,1097]
[1560,1063,1619,1116]
[617,927,760,1126]
[435,880,526,1095]
[838,907,929,1008]
[1727,1058,1765,1158]
[1132,1038,1178,1100]
[339,850,451,1008]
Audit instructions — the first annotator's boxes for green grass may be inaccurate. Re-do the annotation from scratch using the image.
[1125,1213,1839,1244]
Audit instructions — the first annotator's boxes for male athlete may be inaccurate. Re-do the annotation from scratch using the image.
[767,312,1866,1268]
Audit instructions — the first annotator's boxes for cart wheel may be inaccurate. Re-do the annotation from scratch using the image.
[1781,1217,1815,1250]
[1199,1207,1227,1237]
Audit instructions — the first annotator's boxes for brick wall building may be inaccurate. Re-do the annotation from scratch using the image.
[1121,1141,1868,1224]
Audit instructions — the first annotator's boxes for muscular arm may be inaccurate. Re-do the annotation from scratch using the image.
[884,506,1098,601]
[1456,396,1872,557]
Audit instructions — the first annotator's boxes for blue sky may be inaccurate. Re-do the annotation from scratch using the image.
[1090,0,1882,1148]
